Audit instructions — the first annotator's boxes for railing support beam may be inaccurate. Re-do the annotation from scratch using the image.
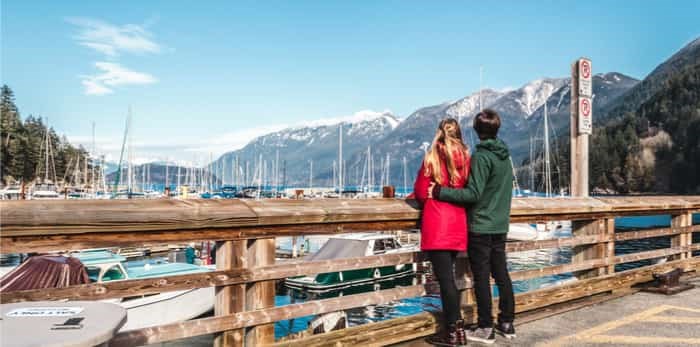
[572,219,606,279]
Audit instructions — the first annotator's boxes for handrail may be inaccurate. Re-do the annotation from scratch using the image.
[2,196,699,235]
[0,196,698,346]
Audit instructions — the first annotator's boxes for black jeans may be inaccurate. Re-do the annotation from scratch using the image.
[427,250,461,325]
[468,233,515,328]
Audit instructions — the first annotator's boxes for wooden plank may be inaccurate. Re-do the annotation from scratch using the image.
[111,257,700,346]
[0,220,420,254]
[275,258,700,347]
[0,199,259,236]
[506,233,608,253]
[214,240,247,347]
[1,252,422,303]
[595,196,694,212]
[110,284,430,347]
[509,258,606,281]
[244,238,275,346]
[613,246,687,265]
[4,197,699,238]
[614,226,689,241]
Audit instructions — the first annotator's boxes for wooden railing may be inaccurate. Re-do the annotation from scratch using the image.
[1,196,699,346]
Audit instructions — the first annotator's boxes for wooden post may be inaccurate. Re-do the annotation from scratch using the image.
[455,253,473,305]
[244,238,276,346]
[215,240,247,347]
[215,238,275,347]
[572,219,606,279]
[570,59,590,197]
[671,212,692,263]
[604,218,616,274]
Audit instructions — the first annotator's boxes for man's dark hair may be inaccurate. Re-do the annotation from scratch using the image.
[473,109,501,140]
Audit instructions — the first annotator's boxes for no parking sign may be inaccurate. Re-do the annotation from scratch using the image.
[578,58,592,97]
[578,96,592,134]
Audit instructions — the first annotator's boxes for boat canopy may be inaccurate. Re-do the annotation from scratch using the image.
[0,255,89,292]
[308,238,369,261]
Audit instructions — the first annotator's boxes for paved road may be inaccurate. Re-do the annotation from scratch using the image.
[402,276,700,347]
[154,277,700,347]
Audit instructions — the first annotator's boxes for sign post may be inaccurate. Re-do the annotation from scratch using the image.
[570,57,592,197]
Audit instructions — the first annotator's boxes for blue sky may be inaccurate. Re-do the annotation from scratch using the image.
[2,1,699,163]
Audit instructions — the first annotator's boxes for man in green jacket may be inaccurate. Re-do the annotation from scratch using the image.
[430,109,515,344]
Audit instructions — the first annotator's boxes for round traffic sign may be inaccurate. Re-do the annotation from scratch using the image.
[581,98,591,116]
[581,60,591,79]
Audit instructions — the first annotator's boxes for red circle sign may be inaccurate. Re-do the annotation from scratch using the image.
[581,60,591,79]
[581,99,591,116]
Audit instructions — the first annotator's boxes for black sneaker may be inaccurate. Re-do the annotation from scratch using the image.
[425,322,467,347]
[496,321,516,339]
[466,326,495,344]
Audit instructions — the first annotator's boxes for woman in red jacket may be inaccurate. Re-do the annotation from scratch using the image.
[414,118,470,347]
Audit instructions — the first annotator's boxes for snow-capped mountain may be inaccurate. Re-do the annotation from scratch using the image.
[210,72,637,186]
[213,110,400,186]
[527,73,639,142]
[492,78,569,118]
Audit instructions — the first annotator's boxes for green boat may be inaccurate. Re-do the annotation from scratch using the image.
[284,234,418,292]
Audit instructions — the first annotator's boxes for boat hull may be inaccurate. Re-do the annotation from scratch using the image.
[116,286,214,331]
[285,265,415,293]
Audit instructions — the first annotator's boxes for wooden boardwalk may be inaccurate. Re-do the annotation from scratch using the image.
[395,276,700,347]
[1,196,698,346]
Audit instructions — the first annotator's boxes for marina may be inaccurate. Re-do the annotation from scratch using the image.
[2,3,699,346]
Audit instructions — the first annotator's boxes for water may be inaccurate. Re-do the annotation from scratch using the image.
[272,213,700,339]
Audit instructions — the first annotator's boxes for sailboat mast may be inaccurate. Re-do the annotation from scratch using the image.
[127,107,133,195]
[367,146,372,191]
[338,125,343,192]
[529,137,535,191]
[309,160,313,190]
[275,149,280,192]
[44,125,49,183]
[544,102,552,197]
[91,121,96,193]
[385,153,390,187]
[402,156,407,195]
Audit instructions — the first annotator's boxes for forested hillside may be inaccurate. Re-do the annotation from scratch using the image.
[554,61,700,194]
[0,85,92,186]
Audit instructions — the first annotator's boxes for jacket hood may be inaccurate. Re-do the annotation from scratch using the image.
[477,138,510,160]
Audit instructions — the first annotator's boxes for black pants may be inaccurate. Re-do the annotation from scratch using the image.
[427,250,461,325]
[468,233,515,328]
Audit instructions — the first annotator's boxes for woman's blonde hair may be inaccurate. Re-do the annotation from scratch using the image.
[423,118,469,186]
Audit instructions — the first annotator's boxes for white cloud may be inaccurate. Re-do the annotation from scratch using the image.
[80,62,157,95]
[81,78,113,95]
[67,17,161,56]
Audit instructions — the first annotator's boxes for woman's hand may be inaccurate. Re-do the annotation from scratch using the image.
[428,182,436,199]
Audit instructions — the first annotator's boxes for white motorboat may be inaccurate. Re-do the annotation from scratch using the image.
[30,184,61,200]
[71,250,215,331]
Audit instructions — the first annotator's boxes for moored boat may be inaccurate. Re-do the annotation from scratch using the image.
[285,234,417,292]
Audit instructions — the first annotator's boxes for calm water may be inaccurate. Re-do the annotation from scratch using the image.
[272,213,700,339]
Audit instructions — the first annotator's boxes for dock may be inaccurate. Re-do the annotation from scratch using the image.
[396,275,700,346]
[1,196,699,346]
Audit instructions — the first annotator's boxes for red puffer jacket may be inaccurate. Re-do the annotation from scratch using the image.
[413,147,469,251]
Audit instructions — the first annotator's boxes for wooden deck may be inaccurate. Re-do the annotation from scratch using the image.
[1,196,698,346]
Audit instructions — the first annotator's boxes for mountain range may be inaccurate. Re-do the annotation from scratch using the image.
[211,73,639,187]
[203,36,699,191]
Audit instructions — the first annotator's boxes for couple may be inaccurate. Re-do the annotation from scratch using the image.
[414,109,515,346]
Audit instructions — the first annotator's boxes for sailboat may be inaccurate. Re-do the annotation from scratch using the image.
[31,122,61,200]
[508,102,571,241]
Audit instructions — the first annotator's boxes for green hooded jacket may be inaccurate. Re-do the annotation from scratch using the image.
[436,138,513,234]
